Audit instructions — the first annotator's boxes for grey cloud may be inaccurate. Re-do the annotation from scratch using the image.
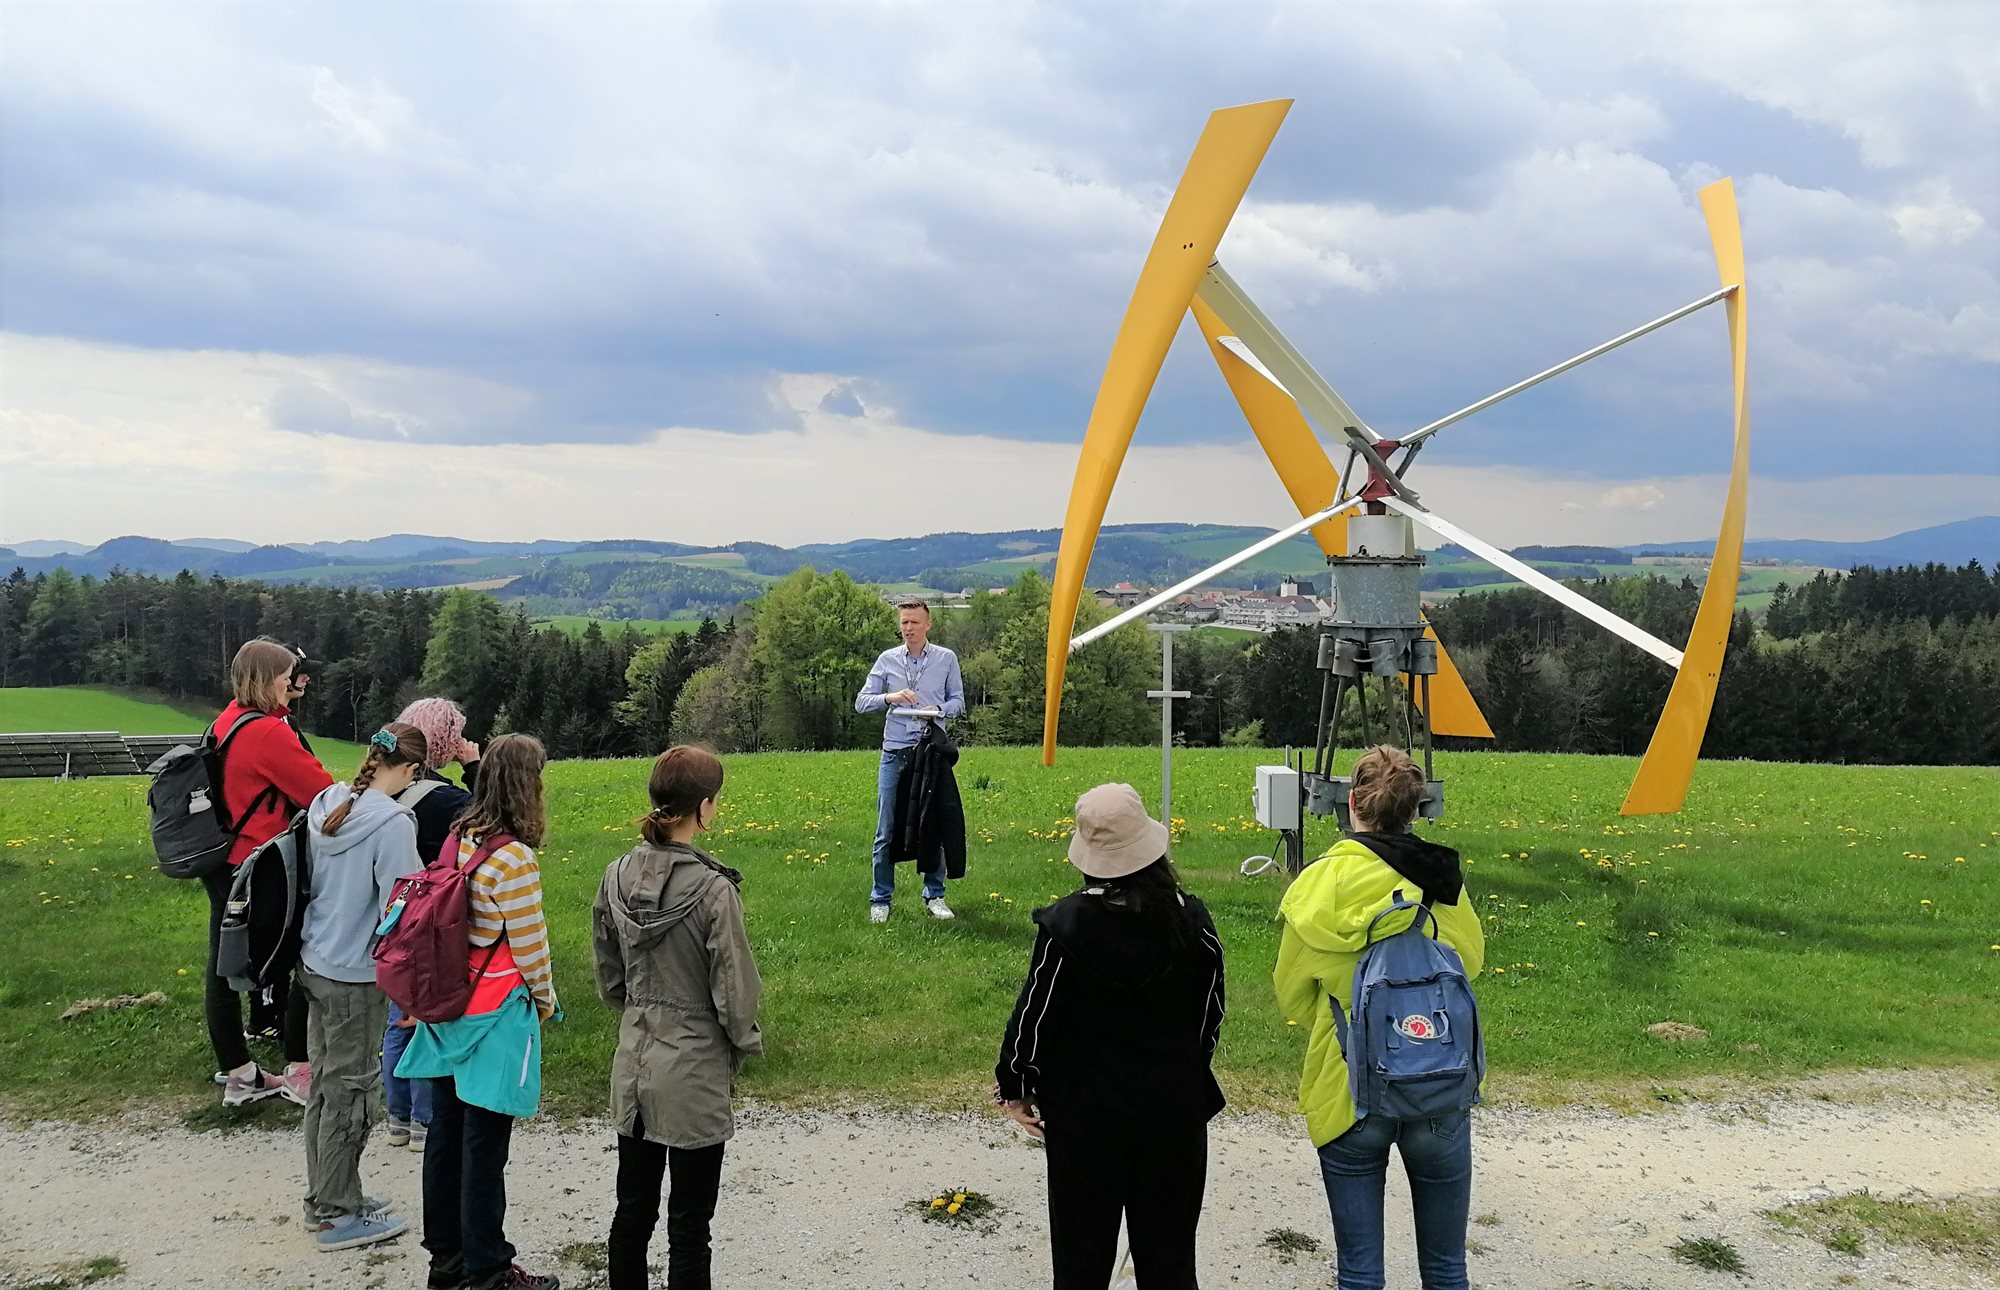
[0,0,1993,484]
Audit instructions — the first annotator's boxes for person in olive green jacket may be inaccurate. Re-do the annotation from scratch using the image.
[593,746,762,1290]
[1274,745,1485,1290]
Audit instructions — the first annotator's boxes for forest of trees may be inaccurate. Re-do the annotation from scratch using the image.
[4,560,1994,767]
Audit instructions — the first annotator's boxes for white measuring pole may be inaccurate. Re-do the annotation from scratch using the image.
[1147,623,1193,845]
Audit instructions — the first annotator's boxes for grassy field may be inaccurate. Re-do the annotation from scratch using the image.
[530,615,704,638]
[0,687,220,735]
[0,746,1994,1122]
[0,687,371,776]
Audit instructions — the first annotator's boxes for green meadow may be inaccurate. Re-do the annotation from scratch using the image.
[0,686,370,770]
[1,743,1994,1121]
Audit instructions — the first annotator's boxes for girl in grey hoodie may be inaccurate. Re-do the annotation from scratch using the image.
[297,722,428,1253]
[593,745,762,1290]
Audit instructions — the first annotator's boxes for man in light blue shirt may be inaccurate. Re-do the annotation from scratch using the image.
[854,600,965,923]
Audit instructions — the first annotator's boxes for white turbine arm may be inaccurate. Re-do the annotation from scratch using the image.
[1381,497,1685,669]
[1070,495,1370,650]
[1196,260,1380,447]
[1399,285,1737,448]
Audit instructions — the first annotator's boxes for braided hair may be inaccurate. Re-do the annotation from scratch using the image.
[322,722,428,835]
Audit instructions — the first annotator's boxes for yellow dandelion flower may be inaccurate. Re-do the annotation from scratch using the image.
[930,1197,946,1209]
[1575,921,1587,927]
[954,1192,967,1203]
[947,1202,962,1215]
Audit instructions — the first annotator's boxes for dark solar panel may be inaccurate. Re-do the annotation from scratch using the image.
[0,732,144,779]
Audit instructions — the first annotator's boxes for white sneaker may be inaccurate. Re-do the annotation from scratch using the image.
[925,897,955,921]
[868,904,890,925]
[385,1118,411,1148]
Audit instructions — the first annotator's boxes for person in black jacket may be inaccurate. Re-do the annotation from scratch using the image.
[994,782,1226,1290]
[380,697,481,1151]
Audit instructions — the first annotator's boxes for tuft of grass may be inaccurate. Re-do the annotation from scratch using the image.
[1,749,1997,1120]
[1765,1191,2000,1268]
[1671,1235,1747,1272]
[1474,1212,1502,1227]
[18,1255,126,1290]
[556,1240,609,1271]
[1261,1228,1323,1261]
[908,1186,1000,1232]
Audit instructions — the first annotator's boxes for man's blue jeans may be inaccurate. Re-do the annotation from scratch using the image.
[1317,1112,1472,1290]
[871,748,944,905]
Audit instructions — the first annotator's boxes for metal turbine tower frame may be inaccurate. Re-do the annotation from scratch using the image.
[1041,99,1752,817]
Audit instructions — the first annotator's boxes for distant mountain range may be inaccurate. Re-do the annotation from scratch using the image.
[1625,516,1999,569]
[4,517,1993,594]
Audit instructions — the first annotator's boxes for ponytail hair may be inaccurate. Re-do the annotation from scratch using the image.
[322,722,428,835]
[638,744,725,846]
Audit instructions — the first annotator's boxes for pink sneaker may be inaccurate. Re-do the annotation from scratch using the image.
[276,1063,312,1107]
[221,1066,280,1107]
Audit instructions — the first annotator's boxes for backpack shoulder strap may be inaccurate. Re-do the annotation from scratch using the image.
[398,778,444,808]
[213,711,267,750]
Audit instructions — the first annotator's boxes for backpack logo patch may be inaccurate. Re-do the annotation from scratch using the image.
[1397,1013,1438,1042]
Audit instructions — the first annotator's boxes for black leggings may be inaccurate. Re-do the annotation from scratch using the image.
[608,1116,726,1290]
[201,867,307,1072]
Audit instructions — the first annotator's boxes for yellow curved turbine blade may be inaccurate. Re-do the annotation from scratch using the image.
[1190,297,1496,739]
[1042,99,1292,766]
[1622,177,1749,815]
[1189,296,1350,556]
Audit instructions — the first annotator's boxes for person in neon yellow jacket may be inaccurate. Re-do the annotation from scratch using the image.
[1274,745,1485,1290]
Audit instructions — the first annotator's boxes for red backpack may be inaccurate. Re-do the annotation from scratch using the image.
[373,830,513,1023]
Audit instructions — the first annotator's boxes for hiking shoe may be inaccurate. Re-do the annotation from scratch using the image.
[426,1253,466,1289]
[407,1121,429,1153]
[925,897,955,920]
[469,1266,560,1290]
[276,1062,312,1106]
[302,1195,396,1230]
[221,1066,280,1106]
[244,1024,283,1044]
[868,904,890,925]
[385,1118,411,1148]
[312,1210,407,1252]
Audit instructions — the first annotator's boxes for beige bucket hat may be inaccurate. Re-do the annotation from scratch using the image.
[1066,783,1171,880]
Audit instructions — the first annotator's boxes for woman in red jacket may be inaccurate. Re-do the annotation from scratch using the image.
[207,638,335,1106]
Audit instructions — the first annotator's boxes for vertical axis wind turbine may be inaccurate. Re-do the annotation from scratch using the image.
[1042,99,1751,817]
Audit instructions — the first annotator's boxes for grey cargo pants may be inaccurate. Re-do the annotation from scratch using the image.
[299,965,389,1222]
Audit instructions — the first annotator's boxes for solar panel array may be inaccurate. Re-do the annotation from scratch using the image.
[0,732,202,780]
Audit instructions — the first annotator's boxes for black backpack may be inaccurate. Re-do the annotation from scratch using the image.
[216,810,313,994]
[146,713,280,880]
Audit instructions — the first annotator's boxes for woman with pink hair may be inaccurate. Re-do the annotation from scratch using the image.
[379,697,483,1151]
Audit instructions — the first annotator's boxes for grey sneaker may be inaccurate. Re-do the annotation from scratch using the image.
[221,1066,280,1107]
[302,1195,396,1230]
[407,1121,428,1153]
[925,897,955,921]
[868,904,890,925]
[312,1209,408,1252]
[385,1118,411,1148]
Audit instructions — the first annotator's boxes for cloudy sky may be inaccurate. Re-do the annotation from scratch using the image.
[2,0,1995,550]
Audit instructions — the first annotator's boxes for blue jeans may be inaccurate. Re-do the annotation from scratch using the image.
[1317,1112,1472,1290]
[381,1003,432,1125]
[871,748,944,905]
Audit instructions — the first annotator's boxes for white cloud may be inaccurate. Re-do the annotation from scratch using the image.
[1600,484,1666,512]
[2,333,1991,552]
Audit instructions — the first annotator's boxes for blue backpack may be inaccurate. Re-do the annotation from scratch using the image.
[1333,893,1485,1121]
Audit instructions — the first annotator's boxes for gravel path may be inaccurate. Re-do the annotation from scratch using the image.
[4,1077,1996,1289]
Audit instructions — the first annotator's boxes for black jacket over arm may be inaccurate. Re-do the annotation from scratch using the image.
[994,888,1226,1123]
[890,722,966,879]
